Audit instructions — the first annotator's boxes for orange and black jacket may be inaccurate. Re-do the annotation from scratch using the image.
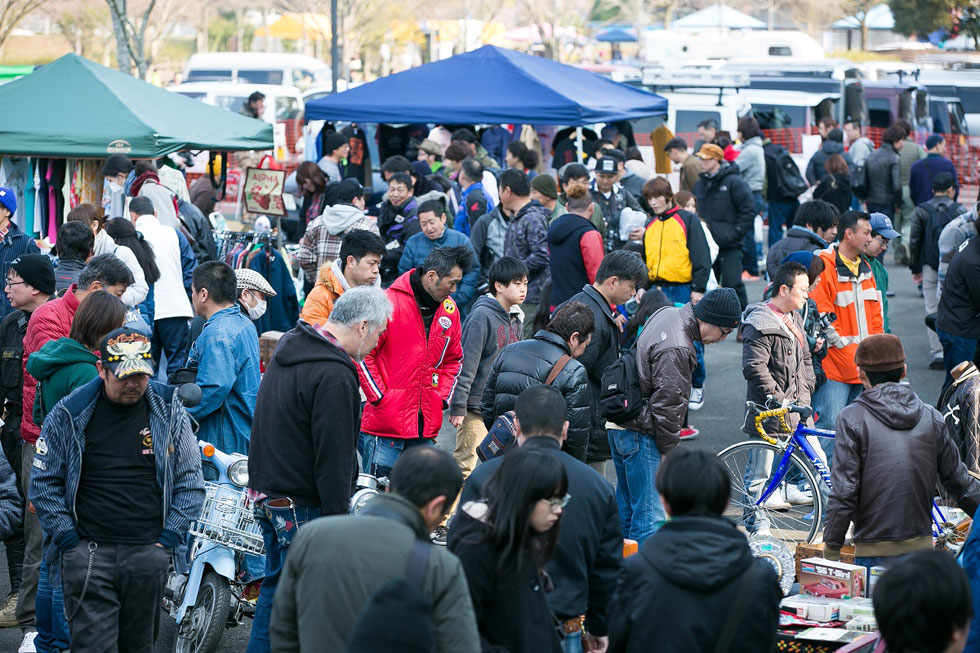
[643,206,712,293]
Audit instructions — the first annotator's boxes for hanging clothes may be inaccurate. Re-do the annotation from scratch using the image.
[0,157,31,230]
[248,245,298,333]
[341,124,370,185]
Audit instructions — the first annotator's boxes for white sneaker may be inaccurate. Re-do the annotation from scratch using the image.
[763,490,791,510]
[689,387,704,411]
[785,485,813,506]
[18,631,37,653]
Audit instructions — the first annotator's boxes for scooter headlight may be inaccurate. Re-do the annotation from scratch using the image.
[228,460,249,488]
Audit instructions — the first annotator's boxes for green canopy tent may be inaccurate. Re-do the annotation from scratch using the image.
[0,53,273,158]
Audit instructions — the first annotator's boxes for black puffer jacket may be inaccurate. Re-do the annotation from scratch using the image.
[561,285,620,463]
[765,226,827,281]
[693,163,756,250]
[607,517,781,653]
[940,363,980,475]
[480,330,592,460]
[865,142,901,208]
[805,139,854,186]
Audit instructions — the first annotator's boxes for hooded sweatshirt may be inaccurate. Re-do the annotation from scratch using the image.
[26,337,98,424]
[607,517,781,653]
[248,321,360,515]
[825,382,980,558]
[449,294,523,415]
[547,214,603,308]
[805,139,854,186]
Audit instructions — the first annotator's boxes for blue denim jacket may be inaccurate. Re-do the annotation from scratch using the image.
[29,378,204,551]
[186,305,260,455]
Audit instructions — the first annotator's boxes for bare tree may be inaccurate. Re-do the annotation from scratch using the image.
[46,0,111,56]
[840,0,876,49]
[519,0,595,61]
[104,0,156,77]
[0,0,50,51]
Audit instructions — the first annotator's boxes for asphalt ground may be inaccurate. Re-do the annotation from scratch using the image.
[0,255,944,651]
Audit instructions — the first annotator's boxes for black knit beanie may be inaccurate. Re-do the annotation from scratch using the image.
[693,288,741,329]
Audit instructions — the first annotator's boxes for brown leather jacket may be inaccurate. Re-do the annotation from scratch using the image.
[624,304,699,455]
[824,382,980,558]
[741,302,815,436]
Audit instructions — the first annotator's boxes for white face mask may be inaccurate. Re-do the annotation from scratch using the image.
[245,292,267,320]
[109,180,124,194]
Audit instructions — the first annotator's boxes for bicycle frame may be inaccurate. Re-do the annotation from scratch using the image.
[752,406,952,539]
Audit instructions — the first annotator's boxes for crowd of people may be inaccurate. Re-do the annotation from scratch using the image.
[0,112,975,653]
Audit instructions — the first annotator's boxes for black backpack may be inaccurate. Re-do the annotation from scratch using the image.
[599,342,645,423]
[346,537,435,652]
[851,162,869,200]
[764,143,807,199]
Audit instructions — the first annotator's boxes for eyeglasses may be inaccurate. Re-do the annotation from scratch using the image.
[719,327,734,336]
[4,279,25,287]
[546,494,571,512]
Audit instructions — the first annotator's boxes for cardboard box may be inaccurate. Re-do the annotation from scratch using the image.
[800,558,868,599]
[779,595,841,622]
[845,615,878,632]
[795,543,855,580]
[258,330,284,365]
[838,597,874,622]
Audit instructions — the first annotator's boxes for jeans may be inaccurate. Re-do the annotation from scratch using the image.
[767,199,799,248]
[855,554,912,571]
[246,501,320,653]
[866,203,895,220]
[812,379,863,468]
[150,316,189,377]
[655,283,691,306]
[922,265,942,359]
[35,558,68,652]
[562,629,583,653]
[60,541,170,653]
[608,429,665,546]
[713,247,748,310]
[18,442,41,632]
[692,341,705,389]
[938,329,979,391]
[741,192,763,276]
[358,432,435,480]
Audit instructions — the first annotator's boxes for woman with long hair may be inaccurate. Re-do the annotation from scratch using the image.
[449,448,567,652]
[66,203,149,309]
[104,218,160,325]
[296,161,329,228]
[813,153,852,215]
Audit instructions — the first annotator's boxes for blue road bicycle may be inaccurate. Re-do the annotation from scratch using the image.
[717,399,969,551]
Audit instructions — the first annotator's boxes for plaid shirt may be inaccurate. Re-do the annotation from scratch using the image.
[297,212,379,277]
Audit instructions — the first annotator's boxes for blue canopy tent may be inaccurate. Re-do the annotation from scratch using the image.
[596,27,637,43]
[305,45,666,125]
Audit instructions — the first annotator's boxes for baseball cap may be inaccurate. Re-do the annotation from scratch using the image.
[334,178,369,204]
[696,144,724,161]
[869,212,901,239]
[926,134,945,150]
[596,157,618,174]
[99,328,154,379]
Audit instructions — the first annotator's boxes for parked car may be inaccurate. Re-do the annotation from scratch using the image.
[183,52,329,91]
[168,82,303,123]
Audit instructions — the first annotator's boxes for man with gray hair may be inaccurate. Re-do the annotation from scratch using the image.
[246,285,392,653]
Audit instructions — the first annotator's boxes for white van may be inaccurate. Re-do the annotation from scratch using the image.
[655,88,839,144]
[168,82,304,123]
[183,52,329,90]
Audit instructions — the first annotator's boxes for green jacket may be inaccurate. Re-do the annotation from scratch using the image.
[270,493,480,652]
[866,255,890,333]
[26,337,98,425]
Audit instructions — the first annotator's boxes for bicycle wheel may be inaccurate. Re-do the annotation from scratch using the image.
[717,441,824,547]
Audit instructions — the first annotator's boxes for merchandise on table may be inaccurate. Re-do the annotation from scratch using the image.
[799,558,868,599]
[838,597,874,622]
[845,615,877,632]
[867,566,886,597]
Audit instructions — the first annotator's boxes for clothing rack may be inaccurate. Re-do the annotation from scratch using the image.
[215,230,275,268]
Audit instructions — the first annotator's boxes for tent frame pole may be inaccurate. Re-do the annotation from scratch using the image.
[575,126,584,161]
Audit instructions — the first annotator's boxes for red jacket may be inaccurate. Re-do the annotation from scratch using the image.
[22,285,79,444]
[358,271,463,439]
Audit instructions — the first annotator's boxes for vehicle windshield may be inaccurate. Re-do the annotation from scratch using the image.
[213,95,248,113]
[238,70,284,85]
[752,104,807,129]
[186,69,233,82]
